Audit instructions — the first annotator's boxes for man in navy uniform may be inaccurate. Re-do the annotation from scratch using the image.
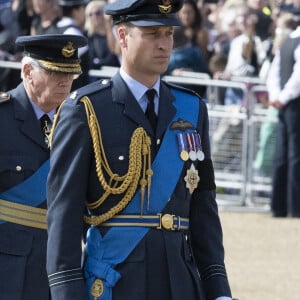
[46,1,233,300]
[0,34,87,299]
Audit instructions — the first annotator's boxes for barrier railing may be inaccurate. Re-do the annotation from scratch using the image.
[0,61,274,209]
[0,60,22,70]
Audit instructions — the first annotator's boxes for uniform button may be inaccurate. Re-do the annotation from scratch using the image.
[16,165,22,171]
[118,155,124,161]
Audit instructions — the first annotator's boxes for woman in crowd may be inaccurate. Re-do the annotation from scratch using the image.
[84,0,120,76]
[177,0,211,61]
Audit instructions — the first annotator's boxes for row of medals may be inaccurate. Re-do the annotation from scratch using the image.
[177,132,205,162]
[177,132,204,194]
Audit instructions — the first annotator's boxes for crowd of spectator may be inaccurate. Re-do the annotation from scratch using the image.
[0,0,299,91]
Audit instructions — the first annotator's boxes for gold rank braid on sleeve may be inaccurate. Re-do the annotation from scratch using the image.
[78,96,153,226]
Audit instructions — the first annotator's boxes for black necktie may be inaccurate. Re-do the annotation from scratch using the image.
[40,114,51,146]
[145,89,157,133]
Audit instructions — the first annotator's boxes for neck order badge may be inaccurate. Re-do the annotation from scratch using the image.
[40,114,52,147]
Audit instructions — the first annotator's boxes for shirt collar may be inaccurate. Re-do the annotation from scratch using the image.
[28,98,56,122]
[120,68,160,102]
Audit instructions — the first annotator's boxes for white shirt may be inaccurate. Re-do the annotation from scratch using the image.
[29,98,56,123]
[226,33,267,76]
[119,68,160,114]
[266,26,300,105]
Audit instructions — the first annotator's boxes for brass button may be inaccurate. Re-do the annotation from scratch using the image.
[161,214,174,230]
[16,165,22,172]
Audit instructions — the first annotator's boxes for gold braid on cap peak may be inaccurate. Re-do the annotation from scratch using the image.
[38,60,82,74]
[79,96,153,225]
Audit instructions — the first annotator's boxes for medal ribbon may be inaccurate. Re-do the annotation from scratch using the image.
[186,133,197,161]
[191,133,196,151]
[194,132,205,161]
[176,133,189,161]
[194,133,201,151]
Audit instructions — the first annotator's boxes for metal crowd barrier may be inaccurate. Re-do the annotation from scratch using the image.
[0,60,22,70]
[0,61,275,209]
[161,74,275,210]
[163,74,250,207]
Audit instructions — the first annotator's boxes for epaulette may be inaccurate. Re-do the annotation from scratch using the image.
[163,80,202,99]
[0,92,11,104]
[68,78,112,103]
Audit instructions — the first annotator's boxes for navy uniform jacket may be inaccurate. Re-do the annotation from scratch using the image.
[0,83,50,299]
[47,72,232,300]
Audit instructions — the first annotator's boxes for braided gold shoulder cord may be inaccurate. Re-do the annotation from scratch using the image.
[51,97,153,226]
[81,96,154,224]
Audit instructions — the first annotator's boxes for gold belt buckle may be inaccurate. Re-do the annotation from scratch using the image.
[158,213,175,230]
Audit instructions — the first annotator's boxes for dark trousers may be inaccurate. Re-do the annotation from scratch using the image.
[271,98,300,217]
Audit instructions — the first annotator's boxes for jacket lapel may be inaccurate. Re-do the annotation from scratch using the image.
[13,84,48,149]
[156,82,176,140]
[111,73,177,139]
[111,73,154,136]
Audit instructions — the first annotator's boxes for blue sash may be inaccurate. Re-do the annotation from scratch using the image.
[0,160,49,225]
[84,90,199,300]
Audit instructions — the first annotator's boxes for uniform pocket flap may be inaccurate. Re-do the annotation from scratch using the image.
[0,227,33,256]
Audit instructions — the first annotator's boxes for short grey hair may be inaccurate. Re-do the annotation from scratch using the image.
[20,56,36,80]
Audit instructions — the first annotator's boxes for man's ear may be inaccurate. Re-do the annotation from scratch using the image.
[23,63,32,80]
[117,26,127,48]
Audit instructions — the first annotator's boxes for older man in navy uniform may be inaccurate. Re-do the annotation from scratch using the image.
[46,1,233,300]
[0,34,87,299]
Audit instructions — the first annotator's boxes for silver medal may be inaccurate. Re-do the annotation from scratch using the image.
[189,150,197,161]
[197,150,205,161]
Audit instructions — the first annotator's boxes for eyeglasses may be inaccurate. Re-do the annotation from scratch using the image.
[88,10,103,17]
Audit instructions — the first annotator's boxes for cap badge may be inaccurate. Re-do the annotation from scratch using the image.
[61,42,75,58]
[158,0,172,14]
